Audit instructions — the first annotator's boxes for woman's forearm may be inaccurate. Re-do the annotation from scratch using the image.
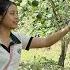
[45,26,70,47]
[30,26,70,48]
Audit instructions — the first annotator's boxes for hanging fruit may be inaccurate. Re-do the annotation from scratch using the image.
[32,0,39,7]
[36,12,42,19]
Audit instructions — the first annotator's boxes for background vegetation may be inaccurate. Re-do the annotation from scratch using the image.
[13,0,70,70]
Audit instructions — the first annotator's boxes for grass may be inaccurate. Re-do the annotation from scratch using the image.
[18,41,70,70]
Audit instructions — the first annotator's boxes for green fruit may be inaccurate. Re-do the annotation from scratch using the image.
[32,0,39,7]
[36,13,42,19]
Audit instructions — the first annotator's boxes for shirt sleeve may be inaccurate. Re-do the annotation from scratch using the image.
[13,32,33,50]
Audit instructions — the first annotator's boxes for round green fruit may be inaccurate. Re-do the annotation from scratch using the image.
[32,0,39,7]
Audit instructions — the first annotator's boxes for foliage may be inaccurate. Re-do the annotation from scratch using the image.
[18,57,62,70]
[14,0,70,37]
[13,0,70,70]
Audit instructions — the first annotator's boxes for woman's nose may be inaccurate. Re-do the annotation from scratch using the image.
[15,14,18,19]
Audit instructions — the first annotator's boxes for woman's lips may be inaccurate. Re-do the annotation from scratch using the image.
[13,21,18,25]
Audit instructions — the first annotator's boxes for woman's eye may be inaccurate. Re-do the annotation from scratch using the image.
[10,12,15,15]
[10,12,18,16]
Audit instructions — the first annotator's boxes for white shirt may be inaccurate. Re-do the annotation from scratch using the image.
[0,32,33,70]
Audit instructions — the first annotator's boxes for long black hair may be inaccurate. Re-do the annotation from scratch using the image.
[0,0,16,22]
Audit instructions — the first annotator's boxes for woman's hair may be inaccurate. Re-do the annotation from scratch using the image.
[0,0,16,21]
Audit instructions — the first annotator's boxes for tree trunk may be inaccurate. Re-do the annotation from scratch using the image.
[58,35,70,69]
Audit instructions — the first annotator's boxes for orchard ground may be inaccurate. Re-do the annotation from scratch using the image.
[18,41,70,70]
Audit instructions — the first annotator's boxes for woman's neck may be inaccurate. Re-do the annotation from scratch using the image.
[0,26,12,47]
[0,26,11,38]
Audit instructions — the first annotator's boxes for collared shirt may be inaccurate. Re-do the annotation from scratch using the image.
[0,32,33,70]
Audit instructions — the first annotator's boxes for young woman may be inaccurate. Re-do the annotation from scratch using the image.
[0,0,70,70]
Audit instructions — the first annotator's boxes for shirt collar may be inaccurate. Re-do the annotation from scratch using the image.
[10,32,21,44]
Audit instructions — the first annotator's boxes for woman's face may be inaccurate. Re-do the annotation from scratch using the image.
[1,4,18,29]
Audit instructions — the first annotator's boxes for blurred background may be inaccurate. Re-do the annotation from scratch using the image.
[12,0,70,70]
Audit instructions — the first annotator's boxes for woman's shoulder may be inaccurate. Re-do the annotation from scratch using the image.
[11,31,30,38]
[11,31,31,42]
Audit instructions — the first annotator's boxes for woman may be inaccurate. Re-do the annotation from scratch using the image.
[0,0,70,70]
